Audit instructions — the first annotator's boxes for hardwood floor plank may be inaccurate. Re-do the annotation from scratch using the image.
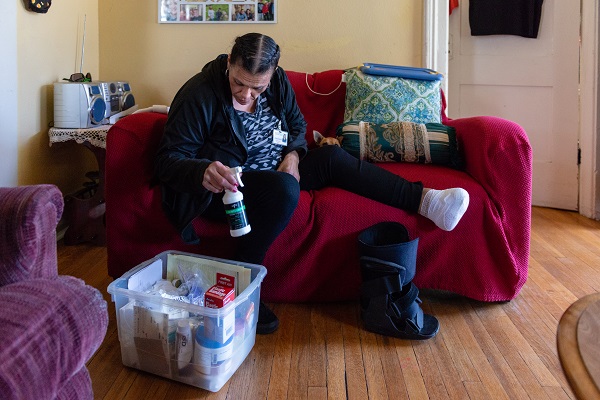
[444,301,511,400]
[426,327,470,400]
[531,211,600,293]
[412,339,450,399]
[288,305,312,399]
[376,334,410,399]
[395,340,428,399]
[340,303,369,400]
[225,335,272,399]
[141,378,171,400]
[536,209,600,257]
[122,372,160,399]
[557,248,600,292]
[266,304,294,400]
[543,386,573,400]
[430,301,480,383]
[461,304,529,400]
[530,246,594,300]
[86,328,124,399]
[308,305,328,389]
[527,258,578,318]
[467,328,510,396]
[463,381,491,399]
[502,289,571,390]
[101,368,143,400]
[498,302,558,388]
[322,303,348,400]
[358,329,389,399]
[507,283,564,358]
[307,386,327,400]
[473,305,551,399]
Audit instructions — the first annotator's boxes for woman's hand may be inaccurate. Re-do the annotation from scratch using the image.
[203,161,239,193]
[277,151,300,182]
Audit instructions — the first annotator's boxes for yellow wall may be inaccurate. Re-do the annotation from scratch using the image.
[17,0,100,193]
[99,0,423,108]
[8,1,422,193]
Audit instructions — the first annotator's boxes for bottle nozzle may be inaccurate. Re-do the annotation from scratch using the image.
[229,166,244,187]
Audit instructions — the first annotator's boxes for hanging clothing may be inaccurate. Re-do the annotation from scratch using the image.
[469,0,544,38]
[450,0,459,15]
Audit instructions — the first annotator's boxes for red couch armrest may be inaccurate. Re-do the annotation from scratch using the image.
[446,116,532,266]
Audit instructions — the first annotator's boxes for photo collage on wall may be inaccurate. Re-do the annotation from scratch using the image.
[160,0,276,23]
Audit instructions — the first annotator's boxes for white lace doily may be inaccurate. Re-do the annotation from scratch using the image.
[48,125,111,149]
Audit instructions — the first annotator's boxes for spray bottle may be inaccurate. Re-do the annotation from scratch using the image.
[223,166,251,237]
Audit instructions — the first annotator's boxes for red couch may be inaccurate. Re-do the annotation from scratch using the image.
[105,69,532,303]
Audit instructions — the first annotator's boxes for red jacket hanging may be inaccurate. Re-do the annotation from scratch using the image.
[450,0,459,15]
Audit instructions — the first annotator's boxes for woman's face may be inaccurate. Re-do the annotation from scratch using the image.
[227,61,273,106]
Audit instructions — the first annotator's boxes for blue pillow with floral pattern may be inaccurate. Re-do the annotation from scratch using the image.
[343,67,442,125]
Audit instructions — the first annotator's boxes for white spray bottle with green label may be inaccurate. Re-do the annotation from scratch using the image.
[223,166,251,237]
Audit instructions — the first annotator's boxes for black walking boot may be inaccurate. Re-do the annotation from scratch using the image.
[358,222,439,340]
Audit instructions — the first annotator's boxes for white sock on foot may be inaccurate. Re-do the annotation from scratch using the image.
[419,188,469,231]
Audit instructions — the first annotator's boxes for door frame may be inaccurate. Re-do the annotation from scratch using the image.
[422,0,449,95]
[424,0,600,218]
[579,1,600,219]
[0,0,18,186]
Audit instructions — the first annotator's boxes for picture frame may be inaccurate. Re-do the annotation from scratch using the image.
[159,0,276,24]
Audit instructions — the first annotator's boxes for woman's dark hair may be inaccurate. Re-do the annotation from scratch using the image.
[230,33,280,74]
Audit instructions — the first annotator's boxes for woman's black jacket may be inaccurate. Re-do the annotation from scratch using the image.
[155,54,308,244]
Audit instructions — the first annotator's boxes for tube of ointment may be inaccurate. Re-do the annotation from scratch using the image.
[175,319,193,371]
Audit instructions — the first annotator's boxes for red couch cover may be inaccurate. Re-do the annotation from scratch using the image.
[105,69,532,303]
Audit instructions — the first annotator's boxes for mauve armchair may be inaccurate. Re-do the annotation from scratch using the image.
[0,185,108,400]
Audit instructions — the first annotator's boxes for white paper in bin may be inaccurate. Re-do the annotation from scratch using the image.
[107,250,267,392]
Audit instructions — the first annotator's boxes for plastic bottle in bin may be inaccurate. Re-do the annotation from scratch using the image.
[223,166,251,237]
[193,325,233,375]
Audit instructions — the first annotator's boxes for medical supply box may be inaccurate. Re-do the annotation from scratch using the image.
[107,251,266,392]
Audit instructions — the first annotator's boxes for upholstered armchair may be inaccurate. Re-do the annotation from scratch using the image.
[0,185,108,400]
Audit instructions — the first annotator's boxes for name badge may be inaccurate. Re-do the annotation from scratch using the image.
[272,129,288,146]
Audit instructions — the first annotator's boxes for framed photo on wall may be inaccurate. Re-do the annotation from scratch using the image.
[159,0,277,24]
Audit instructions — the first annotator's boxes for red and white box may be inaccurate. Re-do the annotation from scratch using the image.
[216,273,235,290]
[205,284,235,309]
[204,284,235,343]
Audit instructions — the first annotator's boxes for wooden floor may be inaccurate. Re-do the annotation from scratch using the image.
[60,206,600,399]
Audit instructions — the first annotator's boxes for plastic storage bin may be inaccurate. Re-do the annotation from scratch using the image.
[107,250,266,392]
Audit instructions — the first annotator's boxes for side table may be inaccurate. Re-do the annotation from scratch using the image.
[49,125,110,245]
[557,292,600,400]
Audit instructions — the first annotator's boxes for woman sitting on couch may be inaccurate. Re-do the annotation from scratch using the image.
[154,32,469,336]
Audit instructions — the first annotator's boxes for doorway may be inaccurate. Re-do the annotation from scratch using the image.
[448,0,580,210]
[425,1,600,216]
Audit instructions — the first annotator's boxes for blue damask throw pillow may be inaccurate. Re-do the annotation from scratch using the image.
[343,67,442,124]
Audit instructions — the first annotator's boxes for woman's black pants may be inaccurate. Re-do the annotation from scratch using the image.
[202,146,423,265]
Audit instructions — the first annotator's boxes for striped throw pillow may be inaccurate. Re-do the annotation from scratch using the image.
[336,121,463,169]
